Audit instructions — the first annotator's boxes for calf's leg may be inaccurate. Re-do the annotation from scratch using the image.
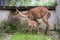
[29,26,32,34]
[42,16,50,35]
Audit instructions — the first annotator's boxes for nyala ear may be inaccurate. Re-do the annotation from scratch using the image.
[15,9,20,13]
[16,9,22,14]
[16,9,20,12]
[14,9,19,15]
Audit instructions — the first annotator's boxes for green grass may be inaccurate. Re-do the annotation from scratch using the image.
[10,32,52,40]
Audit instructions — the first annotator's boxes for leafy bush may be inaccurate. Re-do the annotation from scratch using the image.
[4,22,16,33]
[9,0,55,6]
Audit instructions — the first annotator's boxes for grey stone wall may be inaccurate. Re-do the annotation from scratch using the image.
[55,5,60,31]
[0,10,10,32]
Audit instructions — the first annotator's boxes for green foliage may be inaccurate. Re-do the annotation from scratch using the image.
[9,0,16,6]
[9,0,55,6]
[9,0,31,6]
[34,0,55,6]
[10,32,52,40]
[4,22,16,33]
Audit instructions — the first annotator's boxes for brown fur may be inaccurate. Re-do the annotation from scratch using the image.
[13,7,51,34]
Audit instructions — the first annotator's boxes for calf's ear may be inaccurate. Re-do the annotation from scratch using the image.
[16,9,20,12]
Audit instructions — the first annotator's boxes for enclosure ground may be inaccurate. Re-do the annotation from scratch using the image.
[0,31,59,40]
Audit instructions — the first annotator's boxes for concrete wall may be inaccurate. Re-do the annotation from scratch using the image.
[55,5,60,31]
[0,10,10,32]
[0,10,10,23]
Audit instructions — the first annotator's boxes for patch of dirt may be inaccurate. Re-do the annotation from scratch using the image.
[49,31,59,40]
